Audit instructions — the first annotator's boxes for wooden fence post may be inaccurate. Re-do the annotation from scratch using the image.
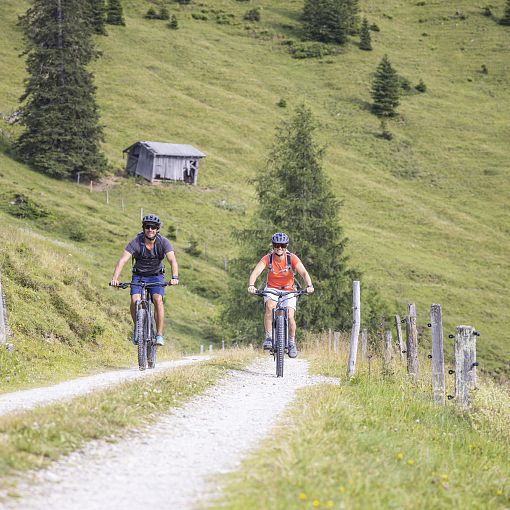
[328,328,332,352]
[333,331,340,353]
[0,279,8,346]
[209,344,213,352]
[454,325,477,409]
[361,328,368,361]
[347,280,361,378]
[200,344,204,354]
[394,315,405,361]
[383,330,393,374]
[430,304,445,404]
[222,339,225,351]
[405,303,419,379]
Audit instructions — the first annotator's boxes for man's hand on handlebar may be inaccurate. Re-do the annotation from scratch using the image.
[306,285,315,294]
[247,285,257,294]
[110,278,120,288]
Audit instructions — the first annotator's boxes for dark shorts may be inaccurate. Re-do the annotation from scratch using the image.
[130,275,166,298]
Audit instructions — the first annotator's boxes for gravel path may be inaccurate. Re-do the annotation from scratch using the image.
[2,357,338,510]
[0,356,209,416]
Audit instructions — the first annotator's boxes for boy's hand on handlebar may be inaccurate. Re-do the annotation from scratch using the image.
[110,279,120,287]
[169,278,179,286]
[306,285,315,294]
[247,285,257,294]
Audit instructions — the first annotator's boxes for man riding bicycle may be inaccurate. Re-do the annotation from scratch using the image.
[247,232,314,358]
[110,214,179,346]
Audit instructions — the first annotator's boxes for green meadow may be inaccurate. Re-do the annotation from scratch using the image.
[0,0,509,386]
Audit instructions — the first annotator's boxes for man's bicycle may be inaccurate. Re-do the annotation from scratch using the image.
[111,281,171,371]
[255,288,308,378]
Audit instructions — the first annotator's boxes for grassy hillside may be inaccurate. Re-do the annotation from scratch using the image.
[0,0,509,378]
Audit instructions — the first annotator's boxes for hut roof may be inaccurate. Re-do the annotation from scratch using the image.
[123,141,205,158]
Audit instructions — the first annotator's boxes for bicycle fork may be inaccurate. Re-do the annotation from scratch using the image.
[271,308,289,354]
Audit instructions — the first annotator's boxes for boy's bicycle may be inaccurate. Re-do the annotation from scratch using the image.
[111,281,171,371]
[255,288,308,378]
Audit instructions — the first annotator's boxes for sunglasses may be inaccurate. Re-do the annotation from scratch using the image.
[144,225,159,230]
[273,244,287,249]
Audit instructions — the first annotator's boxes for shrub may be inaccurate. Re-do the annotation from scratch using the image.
[398,75,412,93]
[379,119,393,140]
[159,6,170,20]
[289,41,331,59]
[176,0,191,4]
[370,23,380,31]
[216,13,235,24]
[480,64,489,74]
[192,12,208,20]
[482,6,492,16]
[185,237,202,257]
[166,225,177,240]
[415,79,427,92]
[145,7,158,20]
[244,8,261,22]
[168,15,179,29]
[277,98,287,108]
[6,193,50,220]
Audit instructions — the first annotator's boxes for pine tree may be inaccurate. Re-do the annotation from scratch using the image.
[500,0,510,25]
[168,15,179,29]
[359,17,372,50]
[371,55,400,117]
[106,0,125,26]
[222,105,363,340]
[15,0,108,179]
[159,5,170,20]
[90,0,107,35]
[303,0,349,44]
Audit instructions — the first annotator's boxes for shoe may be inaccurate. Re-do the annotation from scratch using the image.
[131,332,137,345]
[155,335,165,346]
[288,341,297,358]
[263,337,272,350]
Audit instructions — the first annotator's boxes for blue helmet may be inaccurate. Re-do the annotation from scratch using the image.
[271,232,289,245]
[142,214,161,228]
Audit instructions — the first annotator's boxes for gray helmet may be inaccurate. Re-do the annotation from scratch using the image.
[142,214,161,228]
[271,232,289,245]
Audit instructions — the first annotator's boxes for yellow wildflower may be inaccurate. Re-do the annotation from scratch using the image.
[325,501,334,508]
[496,490,503,496]
[312,500,320,508]
[298,492,307,501]
[407,459,414,465]
[397,452,404,460]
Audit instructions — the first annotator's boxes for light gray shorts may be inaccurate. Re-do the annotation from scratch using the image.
[263,287,297,310]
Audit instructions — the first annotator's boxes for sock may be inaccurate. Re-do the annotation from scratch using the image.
[289,336,295,345]
[265,331,272,339]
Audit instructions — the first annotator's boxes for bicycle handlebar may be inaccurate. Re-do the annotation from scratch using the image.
[109,281,174,289]
[255,288,309,298]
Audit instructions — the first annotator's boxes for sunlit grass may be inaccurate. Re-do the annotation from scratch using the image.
[207,341,510,509]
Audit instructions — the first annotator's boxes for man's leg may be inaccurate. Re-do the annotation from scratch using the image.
[287,307,297,358]
[263,299,276,349]
[152,293,165,345]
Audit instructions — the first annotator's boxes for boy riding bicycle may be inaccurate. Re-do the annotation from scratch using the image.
[110,214,179,346]
[247,232,314,358]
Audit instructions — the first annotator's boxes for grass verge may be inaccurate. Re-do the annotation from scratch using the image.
[207,342,510,510]
[0,348,257,496]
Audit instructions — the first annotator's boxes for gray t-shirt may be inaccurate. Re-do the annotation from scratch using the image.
[125,234,174,276]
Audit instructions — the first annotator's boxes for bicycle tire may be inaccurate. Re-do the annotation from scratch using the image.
[147,315,157,369]
[276,314,285,377]
[136,307,148,371]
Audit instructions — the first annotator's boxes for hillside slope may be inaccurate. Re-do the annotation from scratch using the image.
[0,0,509,376]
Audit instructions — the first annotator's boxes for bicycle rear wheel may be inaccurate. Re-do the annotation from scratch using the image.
[147,314,157,369]
[136,307,148,371]
[275,314,285,377]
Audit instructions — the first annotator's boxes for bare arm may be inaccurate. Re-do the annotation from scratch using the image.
[110,250,132,286]
[165,251,179,285]
[295,262,314,292]
[247,260,267,293]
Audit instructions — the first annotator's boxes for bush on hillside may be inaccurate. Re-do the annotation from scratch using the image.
[415,79,427,92]
[145,7,158,20]
[277,99,287,108]
[167,15,179,29]
[5,193,50,220]
[192,12,208,20]
[185,237,202,257]
[289,41,331,59]
[244,8,261,22]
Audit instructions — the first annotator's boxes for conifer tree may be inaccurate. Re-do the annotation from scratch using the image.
[303,0,358,44]
[90,0,107,35]
[371,55,400,117]
[500,0,510,25]
[222,105,365,340]
[168,15,179,29]
[15,0,108,179]
[106,0,125,26]
[359,17,372,50]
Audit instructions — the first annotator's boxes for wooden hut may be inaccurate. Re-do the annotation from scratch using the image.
[123,141,205,184]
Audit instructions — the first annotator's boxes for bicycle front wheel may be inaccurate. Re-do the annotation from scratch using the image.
[136,307,148,371]
[147,314,157,369]
[275,313,285,377]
